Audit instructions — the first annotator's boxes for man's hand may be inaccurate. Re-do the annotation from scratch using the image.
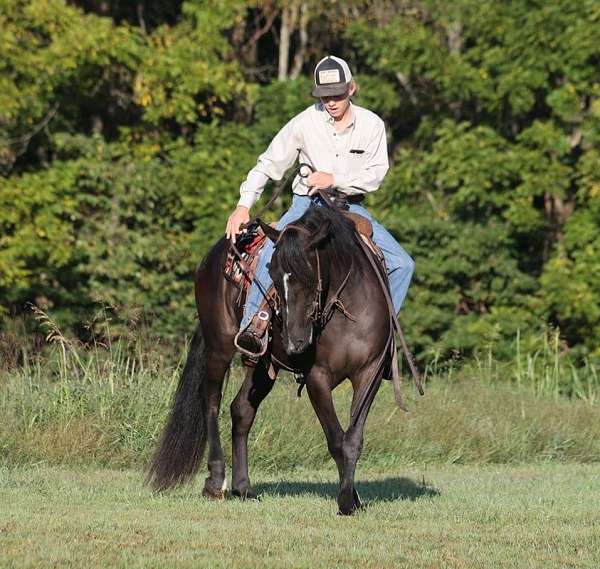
[225,205,250,241]
[307,171,334,195]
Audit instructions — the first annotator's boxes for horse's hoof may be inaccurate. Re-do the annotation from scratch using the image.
[202,480,227,500]
[338,489,362,516]
[231,487,259,501]
[337,499,356,516]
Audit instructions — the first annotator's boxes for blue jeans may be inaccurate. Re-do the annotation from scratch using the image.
[240,195,415,328]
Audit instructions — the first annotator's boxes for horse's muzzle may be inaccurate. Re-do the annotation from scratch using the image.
[287,338,308,354]
[285,328,313,355]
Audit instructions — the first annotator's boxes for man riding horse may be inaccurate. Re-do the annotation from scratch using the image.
[226,55,415,356]
[148,57,421,512]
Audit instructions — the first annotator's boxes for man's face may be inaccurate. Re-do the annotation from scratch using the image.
[320,83,356,120]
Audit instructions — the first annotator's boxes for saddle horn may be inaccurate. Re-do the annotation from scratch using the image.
[256,218,280,242]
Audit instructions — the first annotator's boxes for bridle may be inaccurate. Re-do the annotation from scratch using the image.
[275,223,355,331]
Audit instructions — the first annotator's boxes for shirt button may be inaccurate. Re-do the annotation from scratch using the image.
[336,154,339,157]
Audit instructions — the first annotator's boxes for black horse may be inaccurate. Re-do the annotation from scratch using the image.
[148,203,406,515]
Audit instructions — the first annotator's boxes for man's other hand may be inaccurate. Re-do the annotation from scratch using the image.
[307,171,334,194]
[226,206,250,241]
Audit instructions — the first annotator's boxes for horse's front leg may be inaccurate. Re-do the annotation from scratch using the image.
[230,360,276,498]
[305,366,347,509]
[337,366,384,514]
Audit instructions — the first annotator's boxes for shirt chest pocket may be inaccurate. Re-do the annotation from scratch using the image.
[348,149,367,172]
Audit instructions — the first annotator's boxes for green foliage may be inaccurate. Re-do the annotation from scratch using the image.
[354,0,600,360]
[2,0,600,366]
[0,0,143,170]
[134,1,251,126]
[1,123,262,332]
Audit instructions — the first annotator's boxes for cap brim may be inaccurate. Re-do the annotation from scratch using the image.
[311,83,349,98]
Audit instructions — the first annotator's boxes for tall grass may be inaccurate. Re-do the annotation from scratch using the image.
[513,328,598,402]
[1,312,599,469]
[423,327,599,402]
[1,308,182,466]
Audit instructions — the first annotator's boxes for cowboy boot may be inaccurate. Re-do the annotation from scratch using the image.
[234,308,271,365]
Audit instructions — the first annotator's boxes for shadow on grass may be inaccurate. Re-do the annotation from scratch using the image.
[255,476,440,503]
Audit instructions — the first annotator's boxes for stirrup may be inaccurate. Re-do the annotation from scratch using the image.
[234,311,270,362]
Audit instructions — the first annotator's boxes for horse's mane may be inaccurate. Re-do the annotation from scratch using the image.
[277,205,362,286]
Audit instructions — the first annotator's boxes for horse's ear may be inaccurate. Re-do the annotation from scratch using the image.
[257,218,280,242]
[308,218,331,249]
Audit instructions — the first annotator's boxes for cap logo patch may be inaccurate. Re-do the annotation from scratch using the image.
[318,69,341,84]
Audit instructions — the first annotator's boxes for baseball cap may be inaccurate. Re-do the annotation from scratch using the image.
[312,55,353,98]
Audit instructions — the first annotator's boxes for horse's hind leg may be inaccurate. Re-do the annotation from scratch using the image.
[201,350,235,499]
[230,360,276,498]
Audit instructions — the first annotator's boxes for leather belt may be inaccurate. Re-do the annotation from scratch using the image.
[306,192,364,209]
[345,194,365,204]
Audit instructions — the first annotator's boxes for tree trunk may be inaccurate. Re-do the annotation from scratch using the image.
[447,21,463,54]
[290,2,308,80]
[278,4,298,81]
[137,1,147,34]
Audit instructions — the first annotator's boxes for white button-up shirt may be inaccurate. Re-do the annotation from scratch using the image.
[237,102,389,209]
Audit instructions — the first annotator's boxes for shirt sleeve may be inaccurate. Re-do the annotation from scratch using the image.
[333,120,389,195]
[237,116,302,209]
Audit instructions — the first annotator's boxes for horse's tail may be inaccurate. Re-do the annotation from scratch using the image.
[146,324,208,491]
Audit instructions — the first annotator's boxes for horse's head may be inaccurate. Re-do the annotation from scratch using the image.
[260,215,331,355]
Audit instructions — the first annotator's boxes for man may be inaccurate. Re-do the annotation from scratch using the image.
[226,55,414,356]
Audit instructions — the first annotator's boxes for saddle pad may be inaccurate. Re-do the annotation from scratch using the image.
[344,212,373,238]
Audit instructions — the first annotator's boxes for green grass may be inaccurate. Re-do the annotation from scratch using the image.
[1,464,599,568]
[1,340,600,468]
[1,324,599,567]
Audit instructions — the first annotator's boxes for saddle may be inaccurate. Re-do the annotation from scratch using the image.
[224,215,380,290]
[223,224,267,294]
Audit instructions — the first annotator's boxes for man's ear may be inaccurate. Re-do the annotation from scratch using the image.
[257,218,280,242]
[308,219,331,249]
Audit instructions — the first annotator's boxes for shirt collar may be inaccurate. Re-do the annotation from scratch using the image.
[318,101,356,129]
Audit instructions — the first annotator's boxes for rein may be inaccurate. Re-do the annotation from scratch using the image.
[241,162,315,231]
[314,189,425,412]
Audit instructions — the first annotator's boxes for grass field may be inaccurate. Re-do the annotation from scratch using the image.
[1,336,599,567]
[1,463,599,568]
